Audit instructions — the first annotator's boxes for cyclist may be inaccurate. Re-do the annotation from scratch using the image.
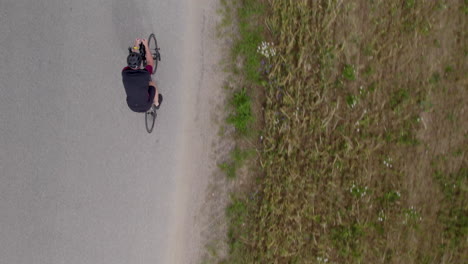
[122,38,162,112]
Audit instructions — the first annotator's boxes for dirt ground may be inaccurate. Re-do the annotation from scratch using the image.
[166,0,235,263]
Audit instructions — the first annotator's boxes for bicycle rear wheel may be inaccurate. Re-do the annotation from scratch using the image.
[145,105,157,133]
[147,33,161,74]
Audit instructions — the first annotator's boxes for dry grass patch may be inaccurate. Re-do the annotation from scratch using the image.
[219,0,467,263]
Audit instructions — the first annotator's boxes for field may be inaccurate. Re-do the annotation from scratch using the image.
[214,0,467,263]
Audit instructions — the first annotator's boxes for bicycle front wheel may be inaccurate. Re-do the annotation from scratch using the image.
[147,33,160,74]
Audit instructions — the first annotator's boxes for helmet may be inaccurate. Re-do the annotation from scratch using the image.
[127,52,142,69]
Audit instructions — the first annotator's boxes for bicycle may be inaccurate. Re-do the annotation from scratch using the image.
[128,33,161,133]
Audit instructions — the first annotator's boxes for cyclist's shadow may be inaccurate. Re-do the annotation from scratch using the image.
[111,0,151,50]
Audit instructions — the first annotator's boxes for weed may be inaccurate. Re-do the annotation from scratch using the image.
[227,197,247,225]
[232,0,266,83]
[377,210,386,222]
[444,65,454,75]
[350,184,369,198]
[363,65,374,76]
[390,88,410,109]
[446,112,456,123]
[418,99,433,111]
[381,190,401,204]
[452,148,463,157]
[405,0,416,9]
[346,95,358,109]
[363,44,375,56]
[463,0,468,14]
[219,162,236,179]
[227,88,254,135]
[343,64,356,81]
[331,223,365,257]
[403,206,422,229]
[226,197,250,257]
[368,82,377,92]
[398,128,419,146]
[432,165,468,251]
[219,147,252,179]
[429,72,441,84]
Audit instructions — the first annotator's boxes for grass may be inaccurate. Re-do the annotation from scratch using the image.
[218,147,252,179]
[331,223,366,258]
[217,0,259,181]
[433,164,468,249]
[230,0,266,83]
[343,64,356,81]
[217,0,468,263]
[226,88,254,135]
[226,196,249,257]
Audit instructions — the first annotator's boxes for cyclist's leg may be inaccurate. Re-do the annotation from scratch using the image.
[153,85,162,109]
[156,94,163,109]
[149,81,159,106]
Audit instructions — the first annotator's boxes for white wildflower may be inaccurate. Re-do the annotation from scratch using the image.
[257,41,276,58]
[383,157,393,168]
[317,256,329,263]
[378,210,386,222]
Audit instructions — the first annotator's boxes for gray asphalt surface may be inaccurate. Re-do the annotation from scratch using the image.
[0,0,195,263]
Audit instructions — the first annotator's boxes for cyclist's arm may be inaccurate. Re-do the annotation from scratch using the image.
[142,39,154,69]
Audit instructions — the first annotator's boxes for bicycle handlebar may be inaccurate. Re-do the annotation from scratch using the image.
[139,43,146,60]
[128,43,146,60]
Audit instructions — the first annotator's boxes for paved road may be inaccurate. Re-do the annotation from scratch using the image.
[0,0,199,263]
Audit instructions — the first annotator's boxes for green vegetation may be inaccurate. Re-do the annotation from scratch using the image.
[433,164,468,249]
[226,197,250,260]
[217,1,260,182]
[343,64,356,81]
[226,88,254,135]
[216,0,467,263]
[230,0,265,83]
[218,147,252,179]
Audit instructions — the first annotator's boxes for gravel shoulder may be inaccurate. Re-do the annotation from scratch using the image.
[164,0,228,263]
